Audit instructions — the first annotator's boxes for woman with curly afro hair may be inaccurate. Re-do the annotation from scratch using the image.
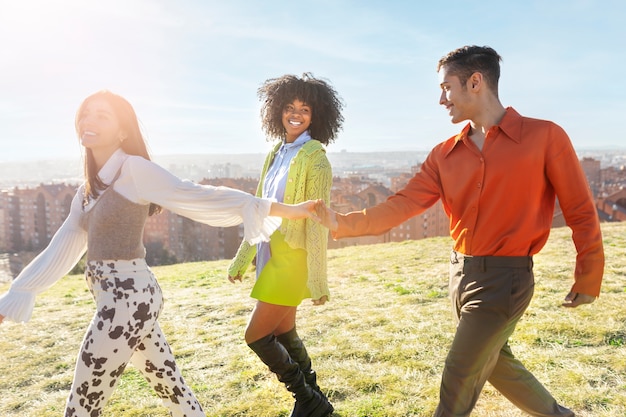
[0,90,320,417]
[228,73,344,417]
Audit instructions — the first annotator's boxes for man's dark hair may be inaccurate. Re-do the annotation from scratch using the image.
[437,45,502,94]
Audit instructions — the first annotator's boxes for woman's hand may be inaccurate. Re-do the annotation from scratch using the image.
[228,274,242,283]
[313,200,338,231]
[269,200,322,220]
[0,314,4,325]
[311,295,328,306]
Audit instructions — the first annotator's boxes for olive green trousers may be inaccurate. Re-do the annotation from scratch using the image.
[434,252,574,417]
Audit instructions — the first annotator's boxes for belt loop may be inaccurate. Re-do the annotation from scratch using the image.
[480,257,486,273]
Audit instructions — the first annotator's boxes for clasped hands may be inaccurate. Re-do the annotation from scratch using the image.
[272,199,338,230]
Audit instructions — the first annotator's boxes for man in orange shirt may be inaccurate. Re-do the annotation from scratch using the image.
[316,45,604,416]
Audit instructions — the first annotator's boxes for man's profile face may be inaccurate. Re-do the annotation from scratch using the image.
[438,66,474,124]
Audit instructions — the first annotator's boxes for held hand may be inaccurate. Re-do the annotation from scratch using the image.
[293,200,321,220]
[562,291,596,308]
[0,314,4,325]
[270,200,321,220]
[313,200,338,231]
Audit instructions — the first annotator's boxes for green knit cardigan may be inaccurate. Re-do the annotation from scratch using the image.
[227,139,332,301]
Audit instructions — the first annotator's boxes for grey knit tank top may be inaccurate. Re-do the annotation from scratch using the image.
[80,184,150,262]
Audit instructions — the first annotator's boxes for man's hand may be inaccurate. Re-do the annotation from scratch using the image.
[0,314,4,325]
[562,291,596,308]
[313,200,338,231]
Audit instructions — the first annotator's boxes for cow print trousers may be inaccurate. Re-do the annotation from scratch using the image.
[65,259,205,417]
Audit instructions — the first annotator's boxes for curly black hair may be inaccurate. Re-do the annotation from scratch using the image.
[257,73,344,145]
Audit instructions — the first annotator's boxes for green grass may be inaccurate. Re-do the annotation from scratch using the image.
[1,223,625,416]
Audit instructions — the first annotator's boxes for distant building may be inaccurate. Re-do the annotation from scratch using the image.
[142,177,260,264]
[600,165,626,196]
[580,157,601,197]
[328,166,449,248]
[387,163,449,241]
[596,188,626,222]
[0,183,76,252]
[1,156,623,273]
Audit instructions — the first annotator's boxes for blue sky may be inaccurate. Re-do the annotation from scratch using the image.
[0,0,624,162]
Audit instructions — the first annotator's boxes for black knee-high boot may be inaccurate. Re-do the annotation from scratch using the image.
[277,327,322,395]
[248,334,333,417]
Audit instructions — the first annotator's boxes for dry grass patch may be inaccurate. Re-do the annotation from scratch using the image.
[0,224,624,416]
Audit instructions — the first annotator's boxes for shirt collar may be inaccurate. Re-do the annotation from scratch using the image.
[446,107,522,157]
[282,130,312,149]
[97,148,128,184]
[497,107,523,143]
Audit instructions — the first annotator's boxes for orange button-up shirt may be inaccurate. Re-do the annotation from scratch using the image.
[335,107,604,296]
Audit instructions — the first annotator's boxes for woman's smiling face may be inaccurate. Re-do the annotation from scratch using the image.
[282,99,312,142]
[76,97,124,156]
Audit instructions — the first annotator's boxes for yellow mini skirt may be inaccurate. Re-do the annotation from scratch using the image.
[251,231,310,306]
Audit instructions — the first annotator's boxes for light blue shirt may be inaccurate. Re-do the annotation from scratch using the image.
[262,131,311,202]
[257,131,311,278]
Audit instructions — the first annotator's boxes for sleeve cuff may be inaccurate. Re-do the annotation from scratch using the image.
[241,198,281,245]
[0,290,36,323]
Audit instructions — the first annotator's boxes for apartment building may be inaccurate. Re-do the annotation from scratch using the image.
[0,183,75,253]
[1,157,624,274]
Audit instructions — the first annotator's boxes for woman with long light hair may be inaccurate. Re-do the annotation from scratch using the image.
[0,90,318,416]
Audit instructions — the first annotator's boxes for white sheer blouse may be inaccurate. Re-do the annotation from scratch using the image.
[0,149,280,323]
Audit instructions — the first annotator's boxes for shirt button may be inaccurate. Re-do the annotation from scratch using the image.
[477,182,481,188]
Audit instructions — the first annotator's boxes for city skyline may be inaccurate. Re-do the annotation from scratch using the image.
[2,148,626,192]
[1,0,624,162]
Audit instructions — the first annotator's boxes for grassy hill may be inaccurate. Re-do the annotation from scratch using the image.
[0,223,624,417]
